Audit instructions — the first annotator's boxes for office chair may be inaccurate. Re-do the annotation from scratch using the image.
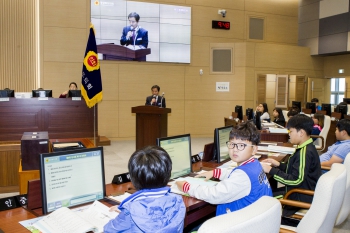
[279,163,346,233]
[198,196,281,233]
[311,115,331,152]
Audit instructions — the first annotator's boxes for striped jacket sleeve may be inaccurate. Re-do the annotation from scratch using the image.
[269,147,307,187]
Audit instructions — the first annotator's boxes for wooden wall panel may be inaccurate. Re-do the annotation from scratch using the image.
[0,0,38,91]
[245,0,298,17]
[43,0,87,28]
[98,100,119,139]
[43,27,87,62]
[43,62,81,97]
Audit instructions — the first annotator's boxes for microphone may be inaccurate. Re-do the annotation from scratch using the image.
[160,92,165,108]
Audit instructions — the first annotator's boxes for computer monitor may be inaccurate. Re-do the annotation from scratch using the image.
[246,108,253,120]
[321,103,332,116]
[335,104,347,119]
[213,126,233,163]
[235,105,243,120]
[0,89,14,97]
[32,90,52,98]
[343,98,350,104]
[291,101,301,113]
[156,134,192,179]
[255,111,262,130]
[68,90,81,97]
[305,102,316,114]
[39,147,106,214]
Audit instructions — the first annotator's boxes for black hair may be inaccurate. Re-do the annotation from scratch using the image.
[273,108,285,121]
[229,121,260,145]
[311,98,319,103]
[3,88,10,90]
[69,82,77,88]
[128,12,140,22]
[287,114,314,135]
[287,108,299,117]
[128,146,172,190]
[336,119,350,136]
[151,85,160,91]
[260,103,268,113]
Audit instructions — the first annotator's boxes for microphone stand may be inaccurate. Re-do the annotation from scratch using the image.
[160,93,164,108]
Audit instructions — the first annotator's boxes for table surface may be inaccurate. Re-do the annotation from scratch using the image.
[0,154,287,232]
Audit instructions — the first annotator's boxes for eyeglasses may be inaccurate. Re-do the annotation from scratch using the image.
[226,142,255,151]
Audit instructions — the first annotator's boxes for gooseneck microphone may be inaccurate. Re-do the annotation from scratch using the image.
[160,92,165,108]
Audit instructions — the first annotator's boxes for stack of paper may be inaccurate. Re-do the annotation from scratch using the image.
[267,145,295,154]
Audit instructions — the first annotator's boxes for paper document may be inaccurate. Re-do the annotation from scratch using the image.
[53,142,80,148]
[27,200,118,233]
[268,128,289,134]
[267,145,295,154]
[170,177,218,195]
[107,192,131,203]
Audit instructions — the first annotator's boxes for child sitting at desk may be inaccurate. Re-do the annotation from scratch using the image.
[176,121,272,216]
[311,113,324,139]
[261,114,322,226]
[104,146,186,233]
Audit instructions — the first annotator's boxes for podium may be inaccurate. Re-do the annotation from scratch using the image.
[131,106,171,150]
[97,44,151,61]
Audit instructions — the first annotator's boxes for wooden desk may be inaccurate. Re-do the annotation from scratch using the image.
[260,131,289,143]
[1,157,287,232]
[0,98,97,141]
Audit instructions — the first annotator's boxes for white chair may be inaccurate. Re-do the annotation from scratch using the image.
[335,153,350,226]
[279,163,347,233]
[282,110,289,123]
[312,115,331,152]
[198,196,281,233]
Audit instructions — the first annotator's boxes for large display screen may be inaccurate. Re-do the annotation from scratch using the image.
[91,0,191,63]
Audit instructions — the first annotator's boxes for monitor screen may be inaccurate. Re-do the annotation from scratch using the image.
[156,134,192,179]
[0,89,14,97]
[68,90,82,97]
[246,108,253,120]
[255,111,262,130]
[32,90,52,98]
[40,147,106,214]
[335,104,347,119]
[292,101,301,113]
[305,102,316,114]
[91,0,191,63]
[321,103,332,116]
[235,105,243,120]
[343,98,350,104]
[213,126,232,163]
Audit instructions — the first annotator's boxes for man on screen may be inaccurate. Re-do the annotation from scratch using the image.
[120,12,148,49]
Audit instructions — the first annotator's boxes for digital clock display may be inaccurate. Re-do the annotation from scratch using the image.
[212,20,230,30]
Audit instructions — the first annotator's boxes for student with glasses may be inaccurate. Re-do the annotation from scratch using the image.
[176,121,272,216]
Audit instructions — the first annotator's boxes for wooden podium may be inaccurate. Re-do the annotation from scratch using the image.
[131,106,171,150]
[97,44,151,61]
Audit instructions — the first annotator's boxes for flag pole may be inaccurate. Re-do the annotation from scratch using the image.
[94,105,96,146]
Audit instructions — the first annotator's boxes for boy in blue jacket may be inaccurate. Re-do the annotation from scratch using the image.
[104,146,186,233]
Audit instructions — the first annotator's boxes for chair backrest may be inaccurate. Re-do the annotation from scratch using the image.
[198,196,281,233]
[297,163,346,233]
[335,153,350,225]
[314,115,331,150]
